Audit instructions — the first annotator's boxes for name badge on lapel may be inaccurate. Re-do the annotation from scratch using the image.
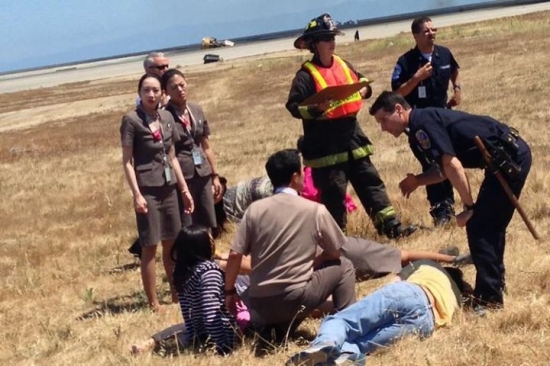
[192,148,203,166]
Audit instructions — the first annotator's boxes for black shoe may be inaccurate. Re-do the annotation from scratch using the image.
[381,218,418,239]
[254,324,288,356]
[430,201,455,227]
[128,239,142,259]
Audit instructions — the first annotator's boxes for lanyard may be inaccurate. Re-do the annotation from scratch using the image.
[145,112,169,166]
[179,107,197,141]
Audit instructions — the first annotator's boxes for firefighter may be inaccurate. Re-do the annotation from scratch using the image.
[286,13,416,238]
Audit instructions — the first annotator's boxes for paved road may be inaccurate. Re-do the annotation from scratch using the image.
[1,2,549,94]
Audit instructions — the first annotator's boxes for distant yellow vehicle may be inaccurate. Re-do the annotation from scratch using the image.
[201,37,235,49]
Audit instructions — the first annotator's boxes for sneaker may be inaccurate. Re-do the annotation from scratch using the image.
[286,342,340,366]
[334,352,366,366]
[472,304,487,318]
[453,253,473,267]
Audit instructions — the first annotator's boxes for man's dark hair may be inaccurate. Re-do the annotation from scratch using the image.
[368,91,411,116]
[265,149,301,189]
[411,17,432,34]
[443,267,473,299]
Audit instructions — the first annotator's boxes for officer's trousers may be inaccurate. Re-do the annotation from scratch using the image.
[311,156,393,230]
[466,138,531,306]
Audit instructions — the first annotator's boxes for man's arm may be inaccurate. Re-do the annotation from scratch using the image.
[441,153,475,227]
[312,248,340,269]
[224,211,251,314]
[399,165,447,198]
[224,250,243,315]
[393,59,433,97]
[447,68,462,107]
[285,70,325,120]
[440,154,474,207]
[345,60,373,100]
[313,205,344,268]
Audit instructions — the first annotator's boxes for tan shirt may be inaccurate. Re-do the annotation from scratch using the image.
[231,193,346,297]
[407,265,459,327]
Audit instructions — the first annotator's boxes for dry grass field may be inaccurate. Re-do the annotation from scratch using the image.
[1,11,550,366]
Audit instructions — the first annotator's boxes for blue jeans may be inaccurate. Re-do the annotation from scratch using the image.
[313,281,435,356]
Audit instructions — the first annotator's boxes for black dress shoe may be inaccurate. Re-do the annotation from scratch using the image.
[385,223,418,239]
[128,239,142,259]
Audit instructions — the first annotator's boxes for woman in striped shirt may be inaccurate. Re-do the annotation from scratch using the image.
[172,225,238,355]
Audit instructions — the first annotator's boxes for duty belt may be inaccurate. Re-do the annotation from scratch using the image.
[483,128,522,179]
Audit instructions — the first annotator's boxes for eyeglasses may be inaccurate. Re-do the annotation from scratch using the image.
[316,34,335,43]
[150,64,169,71]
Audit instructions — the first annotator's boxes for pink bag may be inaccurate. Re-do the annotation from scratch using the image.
[235,300,250,331]
[302,167,357,213]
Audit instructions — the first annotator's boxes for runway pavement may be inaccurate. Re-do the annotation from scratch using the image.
[1,1,549,94]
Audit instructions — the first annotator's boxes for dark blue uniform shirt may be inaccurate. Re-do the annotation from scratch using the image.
[392,45,459,108]
[408,108,513,169]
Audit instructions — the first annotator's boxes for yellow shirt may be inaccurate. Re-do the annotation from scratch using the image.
[407,265,459,327]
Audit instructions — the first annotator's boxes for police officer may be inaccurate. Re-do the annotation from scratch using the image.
[391,17,462,225]
[286,13,416,238]
[369,91,532,314]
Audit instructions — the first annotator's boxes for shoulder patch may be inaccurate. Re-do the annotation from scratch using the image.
[415,130,431,149]
[391,64,402,80]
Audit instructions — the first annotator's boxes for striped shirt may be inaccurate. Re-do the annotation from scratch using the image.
[223,175,273,222]
[178,260,237,354]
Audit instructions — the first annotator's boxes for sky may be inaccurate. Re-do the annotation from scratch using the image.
[0,0,490,74]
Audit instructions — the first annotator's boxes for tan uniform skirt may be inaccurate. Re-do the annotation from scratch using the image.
[136,185,181,246]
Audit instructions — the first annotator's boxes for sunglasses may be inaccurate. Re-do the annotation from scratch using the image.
[150,64,169,70]
[316,34,335,43]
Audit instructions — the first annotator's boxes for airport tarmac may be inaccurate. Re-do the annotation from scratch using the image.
[1,1,549,94]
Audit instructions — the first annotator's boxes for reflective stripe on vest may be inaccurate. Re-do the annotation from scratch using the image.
[303,144,374,168]
[302,55,363,119]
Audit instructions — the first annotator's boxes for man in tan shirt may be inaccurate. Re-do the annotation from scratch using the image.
[224,149,356,344]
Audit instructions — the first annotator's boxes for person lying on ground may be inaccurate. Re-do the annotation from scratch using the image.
[130,234,470,280]
[131,247,469,356]
[216,166,357,232]
[286,259,473,366]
